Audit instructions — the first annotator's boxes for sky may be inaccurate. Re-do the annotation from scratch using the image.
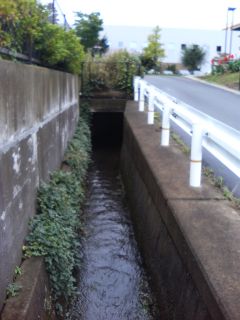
[41,0,240,30]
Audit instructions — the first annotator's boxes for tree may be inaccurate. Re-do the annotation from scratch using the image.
[0,0,49,52]
[35,23,84,74]
[16,0,49,57]
[141,26,165,71]
[0,0,18,47]
[63,29,85,73]
[74,12,108,55]
[181,45,205,73]
[0,0,85,74]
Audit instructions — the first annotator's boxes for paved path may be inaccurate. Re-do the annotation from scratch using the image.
[145,75,240,131]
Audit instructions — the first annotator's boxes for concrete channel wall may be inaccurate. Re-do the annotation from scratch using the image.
[121,101,240,320]
[0,60,79,311]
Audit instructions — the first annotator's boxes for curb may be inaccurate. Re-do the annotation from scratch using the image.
[186,75,240,96]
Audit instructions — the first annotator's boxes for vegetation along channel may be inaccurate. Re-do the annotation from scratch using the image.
[68,111,159,319]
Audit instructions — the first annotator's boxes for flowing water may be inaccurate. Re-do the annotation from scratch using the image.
[69,148,158,320]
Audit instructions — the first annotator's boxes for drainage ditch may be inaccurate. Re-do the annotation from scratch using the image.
[68,112,159,319]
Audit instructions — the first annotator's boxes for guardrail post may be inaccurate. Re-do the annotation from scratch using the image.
[148,87,155,124]
[134,76,140,101]
[161,105,170,146]
[190,124,203,187]
[139,81,145,112]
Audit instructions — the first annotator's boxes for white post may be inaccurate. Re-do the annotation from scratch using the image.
[148,87,155,124]
[139,81,145,112]
[190,124,203,187]
[134,77,140,101]
[161,105,170,146]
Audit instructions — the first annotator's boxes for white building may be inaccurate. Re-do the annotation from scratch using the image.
[102,26,240,73]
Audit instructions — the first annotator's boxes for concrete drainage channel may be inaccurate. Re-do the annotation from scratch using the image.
[68,101,159,319]
[2,98,239,319]
[73,99,240,320]
[67,100,240,320]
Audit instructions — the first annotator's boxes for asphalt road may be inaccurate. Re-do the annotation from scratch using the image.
[144,75,240,196]
[145,75,240,131]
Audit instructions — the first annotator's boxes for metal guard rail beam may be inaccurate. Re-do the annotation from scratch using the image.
[133,76,240,187]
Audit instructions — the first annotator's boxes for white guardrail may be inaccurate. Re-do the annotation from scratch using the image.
[133,76,240,187]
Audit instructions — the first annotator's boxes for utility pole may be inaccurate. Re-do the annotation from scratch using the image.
[52,0,55,24]
[224,9,229,54]
[228,7,236,55]
[64,14,67,30]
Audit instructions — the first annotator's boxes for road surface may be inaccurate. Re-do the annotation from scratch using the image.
[145,75,240,131]
[144,75,240,196]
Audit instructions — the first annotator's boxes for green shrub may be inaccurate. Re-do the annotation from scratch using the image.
[181,45,205,73]
[112,50,142,94]
[228,60,240,73]
[0,0,85,75]
[82,50,142,96]
[0,0,49,52]
[63,30,85,74]
[36,25,84,74]
[213,64,225,75]
[35,23,68,65]
[24,103,91,316]
[166,64,177,74]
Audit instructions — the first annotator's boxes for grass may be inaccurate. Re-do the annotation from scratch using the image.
[201,72,240,90]
[171,132,190,155]
[168,133,240,208]
[202,167,240,208]
[154,112,240,208]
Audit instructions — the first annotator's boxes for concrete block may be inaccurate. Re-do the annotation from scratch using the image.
[81,98,127,113]
[121,101,240,320]
[1,257,55,320]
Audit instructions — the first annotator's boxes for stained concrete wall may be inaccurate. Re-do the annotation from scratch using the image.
[1,257,56,320]
[0,60,79,311]
[121,101,240,320]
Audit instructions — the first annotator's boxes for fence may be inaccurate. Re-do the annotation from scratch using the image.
[0,48,41,65]
[134,76,240,187]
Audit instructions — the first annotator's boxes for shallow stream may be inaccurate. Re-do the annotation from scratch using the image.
[69,148,158,320]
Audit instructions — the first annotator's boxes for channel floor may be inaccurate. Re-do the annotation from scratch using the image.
[68,148,159,320]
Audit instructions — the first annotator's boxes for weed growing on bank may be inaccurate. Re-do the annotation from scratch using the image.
[169,132,240,207]
[203,167,240,208]
[24,103,91,316]
[168,131,240,207]
[171,132,190,155]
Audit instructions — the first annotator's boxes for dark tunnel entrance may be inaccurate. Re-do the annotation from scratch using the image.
[91,112,124,148]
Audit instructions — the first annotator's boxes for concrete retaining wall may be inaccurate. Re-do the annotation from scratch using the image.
[81,98,127,113]
[121,101,240,320]
[1,257,55,320]
[0,60,79,311]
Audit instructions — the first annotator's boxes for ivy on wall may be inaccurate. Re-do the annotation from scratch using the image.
[23,103,91,316]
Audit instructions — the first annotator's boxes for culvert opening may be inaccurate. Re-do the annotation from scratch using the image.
[91,112,124,148]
